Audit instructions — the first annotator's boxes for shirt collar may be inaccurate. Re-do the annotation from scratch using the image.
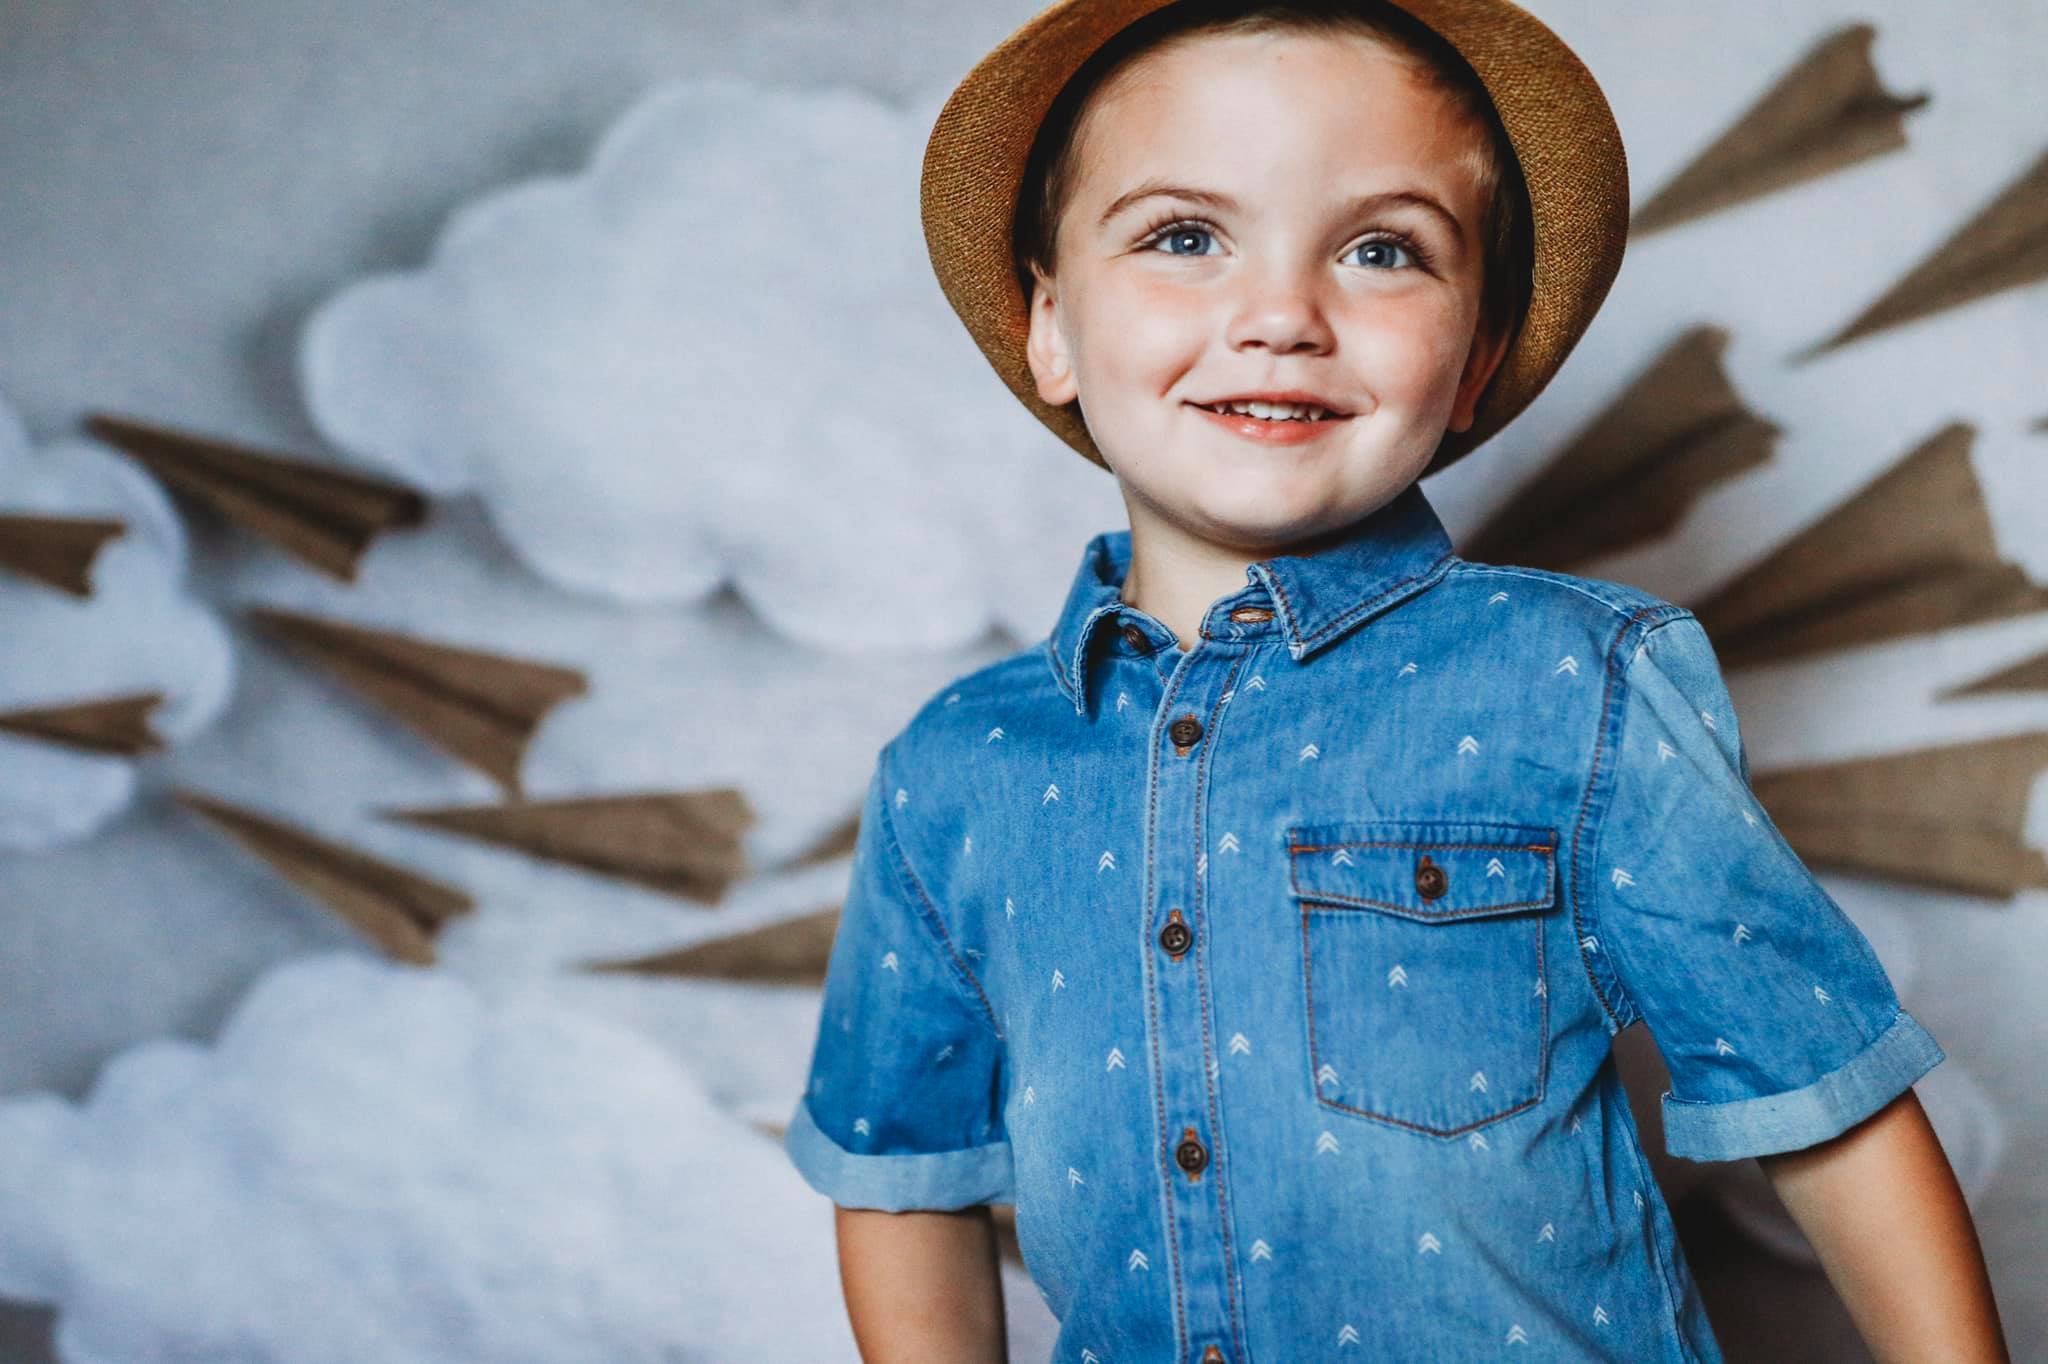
[1044,480,1457,716]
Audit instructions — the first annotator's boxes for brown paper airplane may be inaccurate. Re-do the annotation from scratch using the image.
[1459,326,1780,570]
[585,905,840,985]
[83,412,427,582]
[246,604,587,795]
[1634,24,1929,236]
[0,692,166,755]
[1690,422,2048,669]
[1795,148,2048,361]
[0,513,127,597]
[174,787,474,964]
[1753,731,2048,898]
[381,786,754,904]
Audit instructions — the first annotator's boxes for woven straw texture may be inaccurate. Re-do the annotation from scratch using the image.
[920,0,1629,477]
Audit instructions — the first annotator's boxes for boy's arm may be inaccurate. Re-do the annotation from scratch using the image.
[1756,1087,2010,1364]
[835,1204,1009,1363]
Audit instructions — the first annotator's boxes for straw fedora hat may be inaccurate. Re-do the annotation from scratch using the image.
[920,0,1628,478]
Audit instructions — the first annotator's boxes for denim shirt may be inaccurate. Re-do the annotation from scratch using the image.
[783,480,1944,1363]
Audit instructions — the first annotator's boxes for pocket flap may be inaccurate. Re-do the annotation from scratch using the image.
[1287,819,1558,923]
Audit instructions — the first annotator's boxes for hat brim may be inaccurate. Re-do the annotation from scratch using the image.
[920,0,1628,478]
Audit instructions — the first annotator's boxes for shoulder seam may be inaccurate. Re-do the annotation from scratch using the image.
[1567,602,1683,1033]
[874,739,1006,1041]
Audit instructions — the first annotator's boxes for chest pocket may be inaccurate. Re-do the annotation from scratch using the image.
[1288,818,1558,1137]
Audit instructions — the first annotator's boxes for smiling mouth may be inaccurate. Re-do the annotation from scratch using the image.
[1188,401,1350,424]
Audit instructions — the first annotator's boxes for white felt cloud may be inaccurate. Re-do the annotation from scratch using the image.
[0,393,234,849]
[299,76,1123,654]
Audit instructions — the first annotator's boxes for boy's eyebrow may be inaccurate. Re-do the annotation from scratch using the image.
[1097,178,1465,242]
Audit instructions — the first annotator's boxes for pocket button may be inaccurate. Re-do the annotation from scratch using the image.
[1414,854,1448,901]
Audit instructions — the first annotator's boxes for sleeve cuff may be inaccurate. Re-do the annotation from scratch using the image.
[1660,1006,1946,1162]
[782,1096,1016,1211]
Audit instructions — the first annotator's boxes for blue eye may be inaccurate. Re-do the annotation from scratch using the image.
[1347,236,1421,270]
[1143,221,1218,257]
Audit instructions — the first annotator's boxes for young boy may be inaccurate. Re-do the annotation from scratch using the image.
[785,1,2012,1360]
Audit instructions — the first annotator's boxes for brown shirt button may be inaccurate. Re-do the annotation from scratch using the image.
[1228,605,1273,623]
[1158,910,1192,958]
[1119,621,1148,651]
[1175,1126,1208,1177]
[1415,853,1447,900]
[1202,1348,1227,1364]
[1168,714,1203,747]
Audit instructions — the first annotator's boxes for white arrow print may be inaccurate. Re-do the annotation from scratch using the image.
[1250,1239,1272,1261]
[1082,1351,1100,1364]
[1219,688,1234,702]
[1207,1056,1220,1080]
[1555,655,1579,675]
[1417,1232,1442,1255]
[1196,851,1207,876]
[1068,1167,1085,1187]
[1486,856,1506,877]
[1127,1249,1148,1271]
[1051,969,1066,991]
[880,951,899,972]
[1316,1130,1341,1154]
[1700,709,1716,729]
[1300,742,1321,762]
[1245,675,1266,691]
[1005,896,1016,920]
[1594,1304,1611,1326]
[1043,783,1060,804]
[1580,934,1601,953]
[1742,807,1758,825]
[1337,1324,1361,1346]
[1458,735,1480,755]
[1633,1190,1645,1210]
[1570,1113,1584,1134]
[1317,1063,1339,1087]
[1470,1071,1488,1092]
[1814,984,1831,1003]
[1533,975,1546,997]
[1398,661,1418,676]
[1023,1086,1035,1105]
[894,787,909,809]
[1733,923,1751,944]
[1609,867,1634,889]
[853,1117,869,1136]
[944,692,959,705]
[1488,591,1510,605]
[985,726,1004,743]
[1656,739,1677,762]
[1229,1033,1251,1055]
[1098,850,1117,872]
[1330,848,1355,867]
[1388,964,1408,987]
[1715,1038,1737,1056]
[962,833,972,855]
[1218,831,1241,853]
[1538,1222,1555,1242]
[964,945,983,960]
[1506,1324,1529,1345]
[1116,691,1131,711]
[1468,1131,1490,1151]
[1106,1047,1125,1070]
[936,1044,954,1061]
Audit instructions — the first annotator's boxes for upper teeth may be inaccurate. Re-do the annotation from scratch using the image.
[1206,400,1333,421]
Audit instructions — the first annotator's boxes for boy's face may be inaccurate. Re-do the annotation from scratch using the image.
[1024,29,1510,555]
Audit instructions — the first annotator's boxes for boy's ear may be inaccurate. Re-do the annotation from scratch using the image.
[1023,267,1079,407]
[1446,310,1515,435]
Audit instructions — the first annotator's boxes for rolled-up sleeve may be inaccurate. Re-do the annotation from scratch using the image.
[1585,614,1944,1162]
[783,739,1014,1210]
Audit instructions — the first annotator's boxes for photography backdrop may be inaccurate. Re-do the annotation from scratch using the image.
[0,0,2043,1360]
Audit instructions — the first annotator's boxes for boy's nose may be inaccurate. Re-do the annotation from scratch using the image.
[1223,270,1335,355]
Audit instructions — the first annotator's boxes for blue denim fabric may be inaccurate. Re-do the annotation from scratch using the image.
[784,480,1943,1363]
